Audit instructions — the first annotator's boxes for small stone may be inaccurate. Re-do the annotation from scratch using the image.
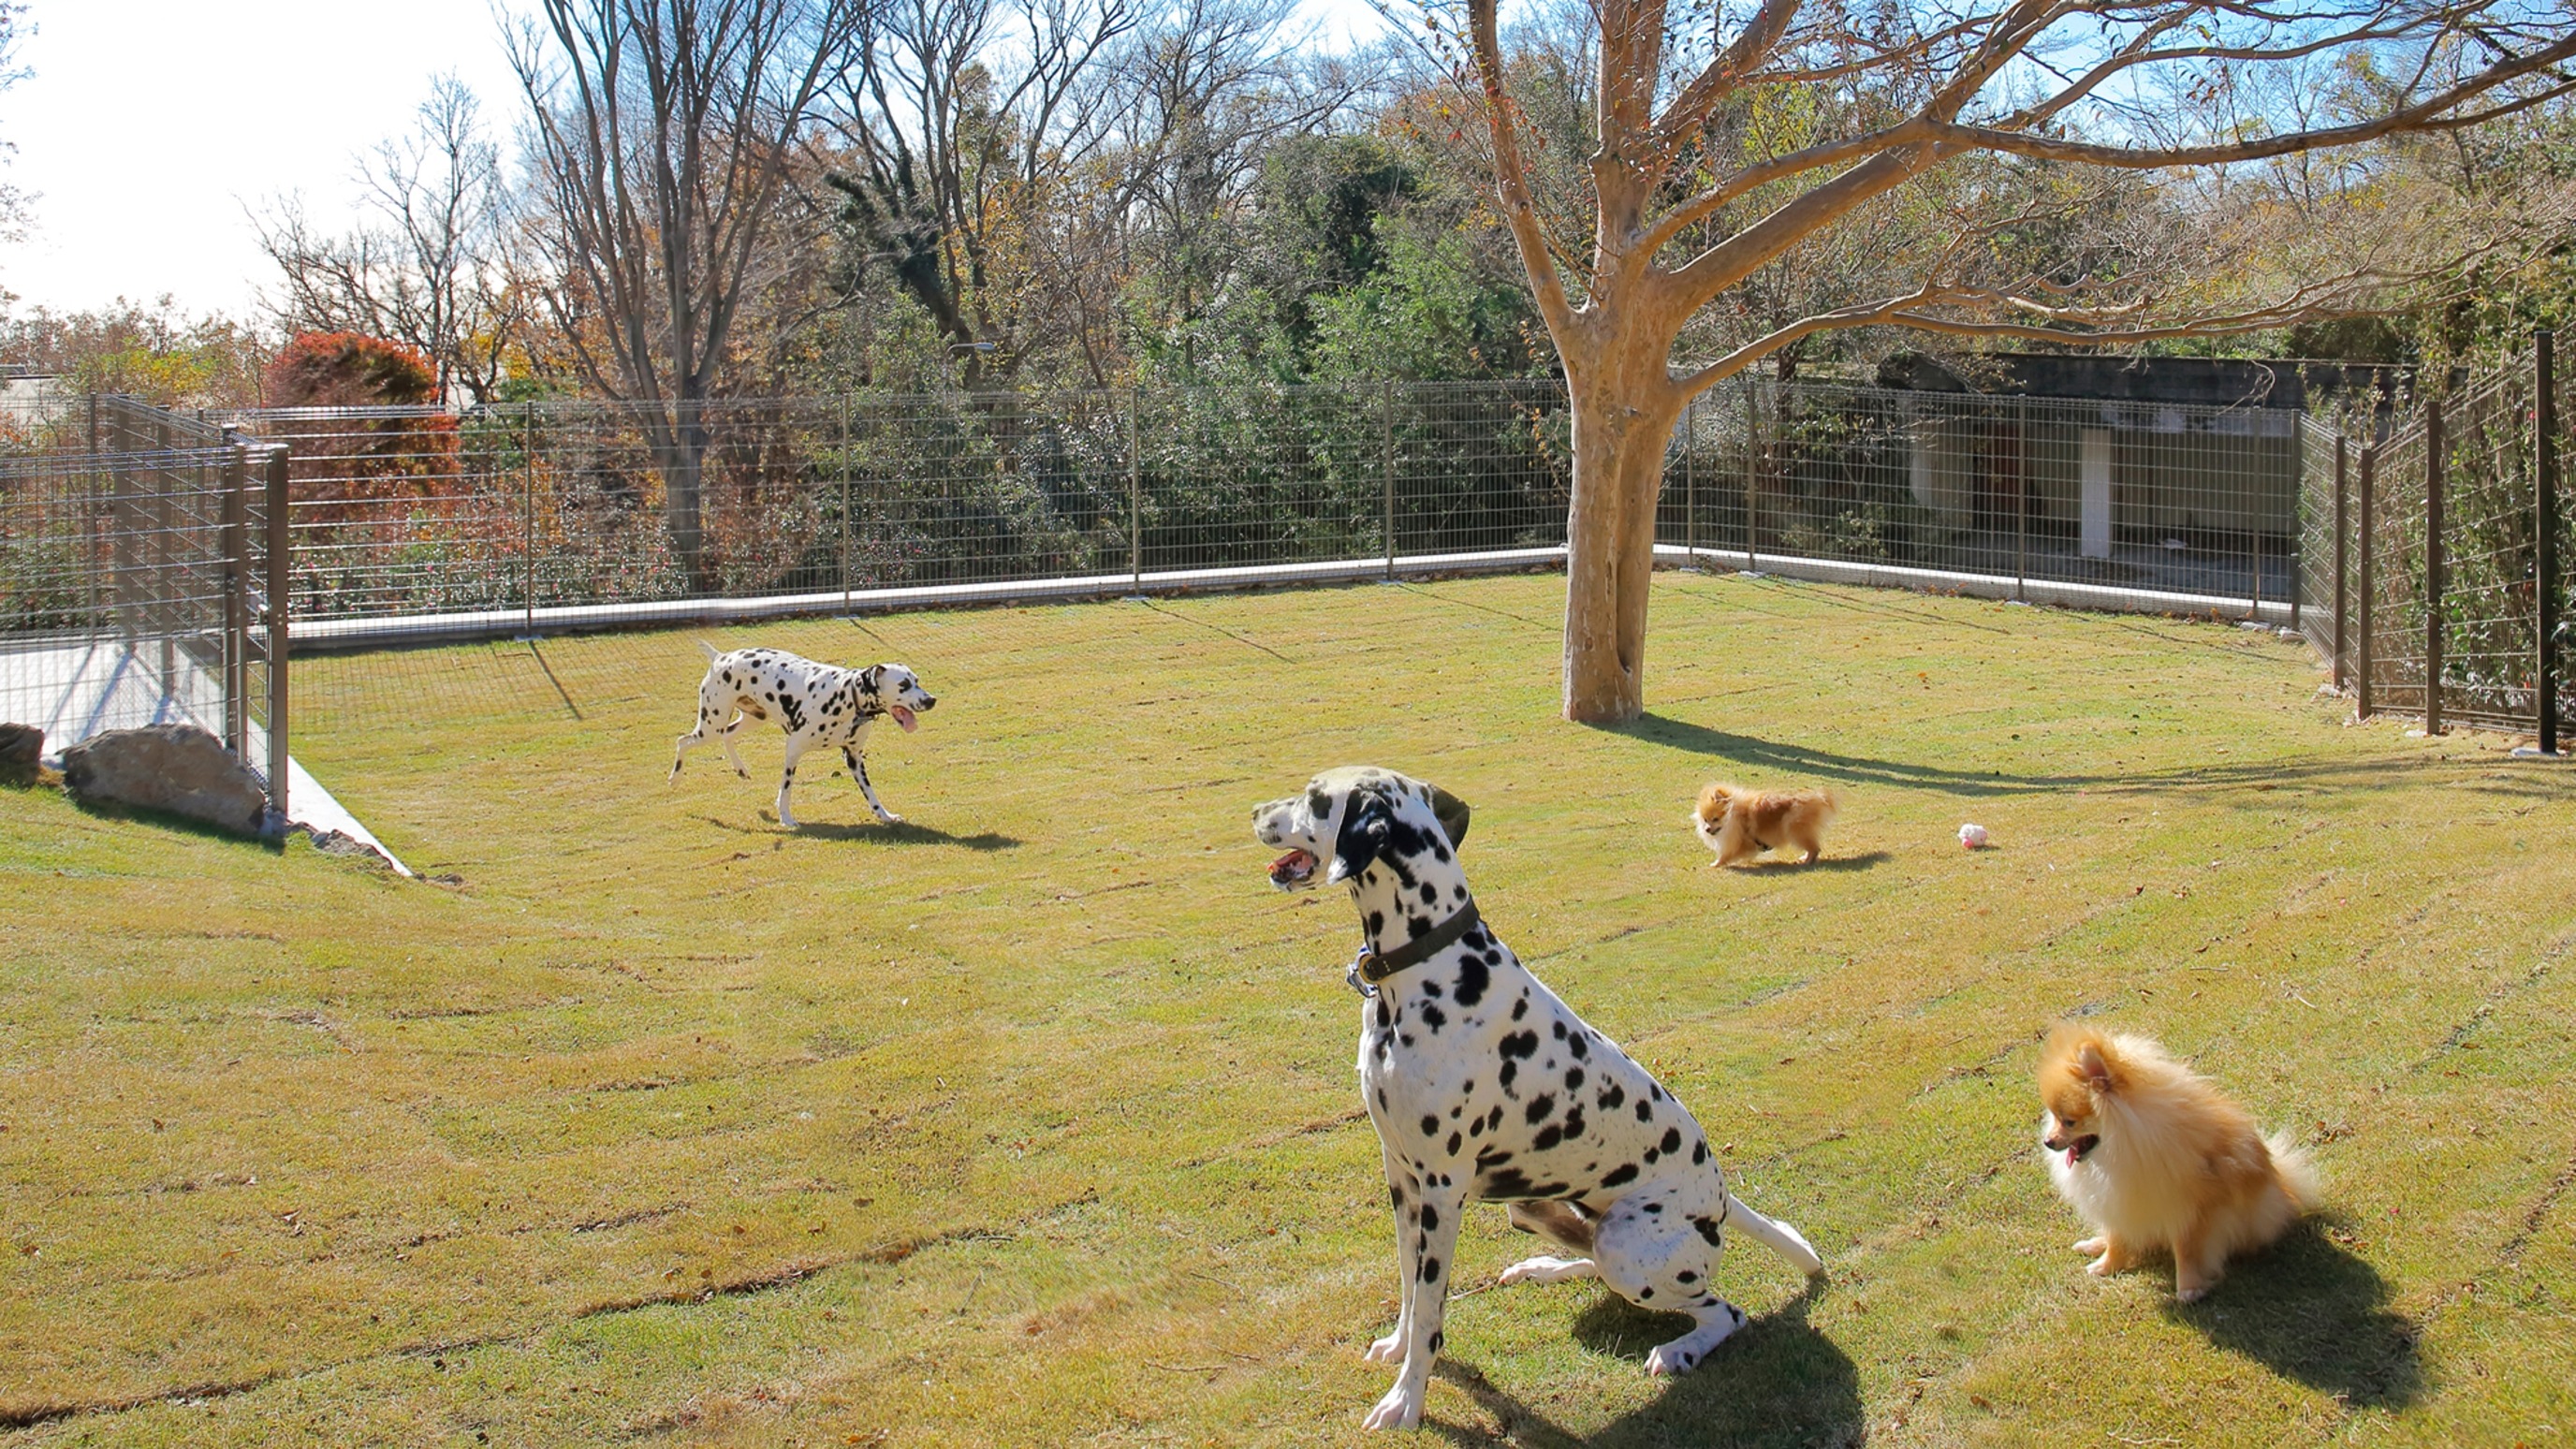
[0,723,40,786]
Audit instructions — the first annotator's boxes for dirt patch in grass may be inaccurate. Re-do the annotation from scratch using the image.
[4,572,2571,1446]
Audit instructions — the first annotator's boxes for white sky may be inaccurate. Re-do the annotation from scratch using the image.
[0,0,1393,324]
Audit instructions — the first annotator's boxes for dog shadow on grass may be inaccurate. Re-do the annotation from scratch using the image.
[696,813,1021,850]
[2164,1217,2423,1409]
[1431,1280,1861,1448]
[1731,850,1893,874]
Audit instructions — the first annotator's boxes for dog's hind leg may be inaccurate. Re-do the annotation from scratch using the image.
[671,708,718,783]
[844,746,900,825]
[776,735,812,829]
[716,712,755,779]
[1592,1201,1747,1377]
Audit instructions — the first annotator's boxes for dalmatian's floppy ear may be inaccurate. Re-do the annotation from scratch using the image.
[1424,783,1471,851]
[1326,785,1392,885]
[861,665,886,691]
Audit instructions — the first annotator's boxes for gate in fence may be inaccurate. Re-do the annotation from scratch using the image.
[0,396,292,818]
[2299,332,2569,753]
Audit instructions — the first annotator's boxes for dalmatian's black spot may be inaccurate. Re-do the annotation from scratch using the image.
[1475,1147,1513,1171]
[1422,979,1442,1000]
[1486,1105,1505,1132]
[1634,1100,1655,1122]
[1398,1033,1414,1047]
[1446,1132,1461,1155]
[1510,997,1529,1021]
[1639,1287,1654,1300]
[1498,1061,1518,1090]
[1420,1115,1439,1136]
[1566,1033,1588,1061]
[1644,1146,1661,1164]
[1428,1330,1442,1354]
[1691,1215,1724,1247]
[1677,1270,1698,1284]
[1389,1185,1404,1209]
[1419,883,1439,904]
[1367,911,1385,937]
[1420,1204,1440,1231]
[1601,1163,1639,1188]
[1649,1085,1663,1101]
[1561,1109,1585,1138]
[1375,1000,1391,1029]
[1524,1094,1556,1124]
[1420,1003,1447,1032]
[1454,958,1489,1006]
[1500,1031,1539,1061]
[1564,1067,1586,1091]
[1532,1125,1563,1150]
[1419,1255,1442,1283]
[1692,1139,1708,1165]
[1599,1083,1626,1111]
[1660,1127,1683,1156]
[1643,1201,1662,1214]
[1467,1116,1485,1138]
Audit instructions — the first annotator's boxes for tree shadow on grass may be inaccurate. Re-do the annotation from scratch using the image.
[1430,1280,1861,1449]
[2165,1217,2423,1409]
[695,813,1020,850]
[1606,713,2564,802]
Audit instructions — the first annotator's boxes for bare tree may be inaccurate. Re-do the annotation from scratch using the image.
[0,0,34,248]
[1453,0,2576,723]
[823,0,1141,387]
[252,78,524,404]
[511,0,863,588]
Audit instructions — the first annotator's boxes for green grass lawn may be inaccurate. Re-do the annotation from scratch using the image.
[3,570,2571,1448]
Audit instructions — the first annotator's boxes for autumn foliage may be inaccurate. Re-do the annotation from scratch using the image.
[264,332,463,522]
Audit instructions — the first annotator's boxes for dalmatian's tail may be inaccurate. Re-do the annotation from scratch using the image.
[1726,1192,1824,1277]
[698,640,722,662]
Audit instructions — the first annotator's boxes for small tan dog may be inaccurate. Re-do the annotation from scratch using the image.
[2038,1025,2318,1301]
[1691,782,1837,866]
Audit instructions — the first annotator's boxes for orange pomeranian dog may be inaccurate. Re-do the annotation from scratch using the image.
[1691,782,1837,866]
[2037,1025,2318,1301]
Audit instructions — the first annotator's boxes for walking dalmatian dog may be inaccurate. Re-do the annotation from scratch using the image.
[670,644,936,829]
[1252,767,1825,1430]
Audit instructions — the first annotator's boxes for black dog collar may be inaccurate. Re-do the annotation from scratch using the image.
[1346,900,1481,997]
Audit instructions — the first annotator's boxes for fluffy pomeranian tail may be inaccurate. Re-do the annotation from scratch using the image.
[1725,1192,1825,1277]
[2267,1131,2320,1213]
[1817,788,1841,824]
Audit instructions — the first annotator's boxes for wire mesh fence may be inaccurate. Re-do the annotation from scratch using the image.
[2333,350,2570,739]
[0,397,288,811]
[198,376,2324,656]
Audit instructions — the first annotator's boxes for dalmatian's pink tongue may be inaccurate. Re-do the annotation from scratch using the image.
[1269,848,1317,886]
[891,705,918,733]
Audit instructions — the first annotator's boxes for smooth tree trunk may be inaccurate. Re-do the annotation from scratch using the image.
[1560,361,1684,724]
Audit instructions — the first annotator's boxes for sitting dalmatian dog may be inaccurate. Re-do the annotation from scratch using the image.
[1252,767,1824,1430]
[670,643,935,829]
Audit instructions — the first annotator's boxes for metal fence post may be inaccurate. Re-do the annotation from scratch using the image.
[1684,392,1697,564]
[153,418,176,695]
[1128,387,1143,593]
[221,442,249,754]
[2539,329,2561,755]
[2332,433,2349,692]
[1744,378,1760,573]
[1383,380,1398,578]
[2358,444,2376,720]
[2015,398,2029,601]
[522,404,539,638]
[2425,397,2446,736]
[840,395,854,614]
[263,444,291,827]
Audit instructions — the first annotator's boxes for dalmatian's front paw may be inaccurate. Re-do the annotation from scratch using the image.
[1645,1342,1701,1376]
[1363,1331,1403,1364]
[874,811,903,826]
[1361,1383,1423,1430]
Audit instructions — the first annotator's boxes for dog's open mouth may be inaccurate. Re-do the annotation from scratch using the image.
[890,705,919,733]
[1269,848,1318,889]
[2065,1134,2099,1165]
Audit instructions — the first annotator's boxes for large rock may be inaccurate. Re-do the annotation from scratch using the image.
[0,723,39,786]
[62,724,271,837]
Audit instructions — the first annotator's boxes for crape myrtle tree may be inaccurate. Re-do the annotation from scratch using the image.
[1450,0,2576,723]
[509,0,865,591]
